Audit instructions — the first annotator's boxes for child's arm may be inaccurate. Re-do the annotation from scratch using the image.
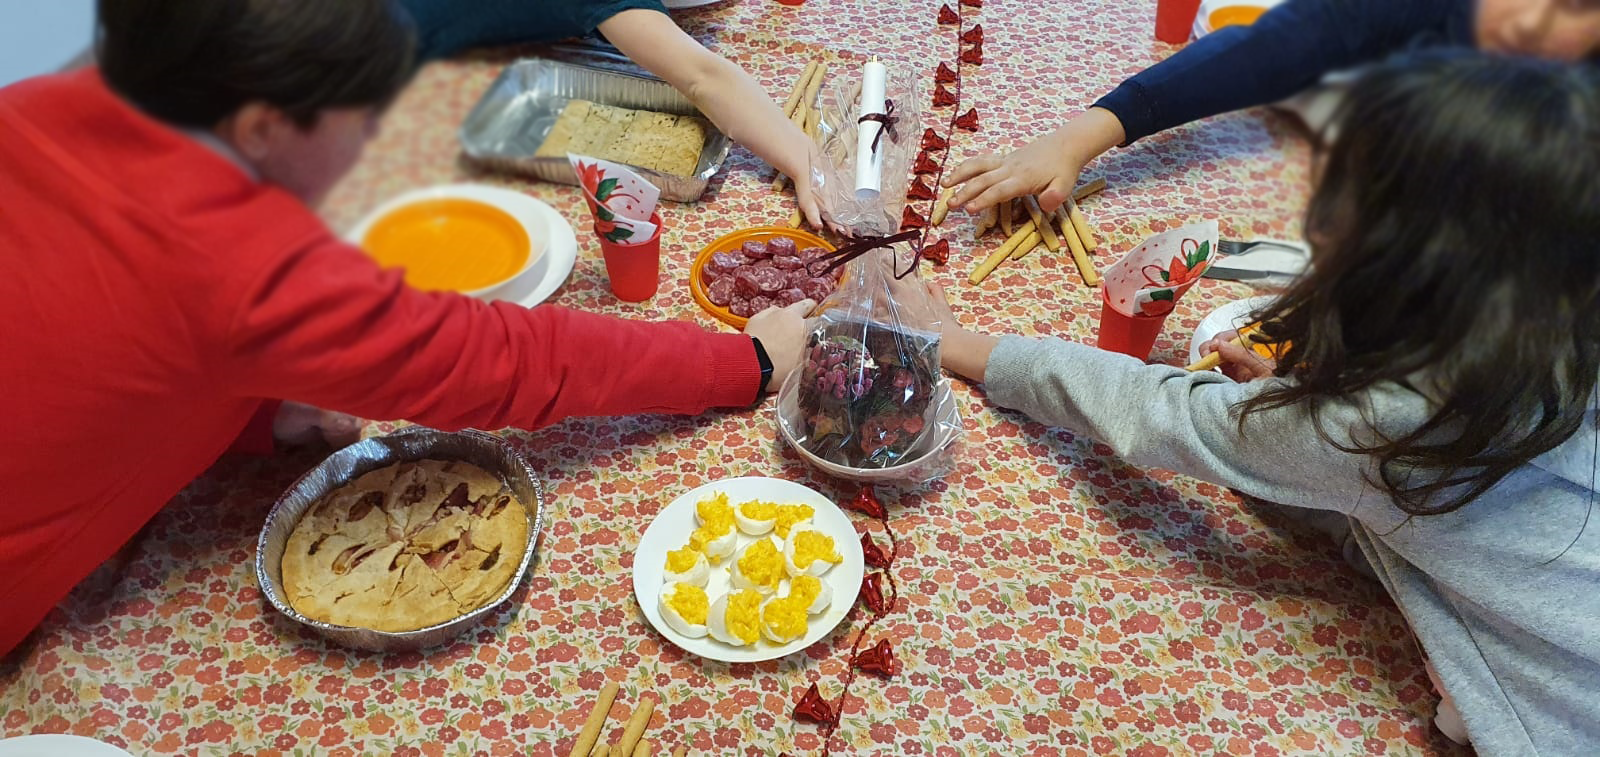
[216,237,799,432]
[934,289,1390,512]
[599,9,825,228]
[945,0,1464,213]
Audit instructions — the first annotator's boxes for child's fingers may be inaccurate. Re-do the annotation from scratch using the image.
[943,154,999,188]
[1214,339,1275,382]
[960,175,1028,214]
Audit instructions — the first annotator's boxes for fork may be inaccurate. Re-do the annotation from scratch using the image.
[1217,238,1308,256]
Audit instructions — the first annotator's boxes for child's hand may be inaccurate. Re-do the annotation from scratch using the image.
[1198,330,1278,382]
[943,108,1125,214]
[273,402,364,448]
[744,298,818,393]
[926,283,997,382]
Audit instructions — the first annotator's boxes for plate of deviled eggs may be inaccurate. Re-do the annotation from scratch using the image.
[633,477,865,662]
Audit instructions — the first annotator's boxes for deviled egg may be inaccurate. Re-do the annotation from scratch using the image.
[784,526,843,577]
[689,524,737,562]
[760,594,810,644]
[734,500,778,536]
[658,581,710,639]
[772,503,816,539]
[787,573,833,615]
[663,545,710,586]
[729,538,785,594]
[694,492,736,532]
[707,589,764,647]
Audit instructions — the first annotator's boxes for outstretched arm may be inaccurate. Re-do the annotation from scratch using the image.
[600,9,825,228]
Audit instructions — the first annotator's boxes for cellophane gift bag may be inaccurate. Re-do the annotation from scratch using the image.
[777,245,960,481]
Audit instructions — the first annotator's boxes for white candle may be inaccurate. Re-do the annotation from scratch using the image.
[853,60,887,201]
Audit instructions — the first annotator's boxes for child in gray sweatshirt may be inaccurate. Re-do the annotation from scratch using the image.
[935,53,1600,755]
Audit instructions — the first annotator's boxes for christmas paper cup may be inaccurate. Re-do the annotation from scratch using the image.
[596,211,663,302]
[1096,286,1168,360]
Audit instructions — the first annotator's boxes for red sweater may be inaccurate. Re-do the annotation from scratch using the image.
[0,70,760,656]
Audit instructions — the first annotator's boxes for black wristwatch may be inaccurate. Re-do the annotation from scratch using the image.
[751,337,775,395]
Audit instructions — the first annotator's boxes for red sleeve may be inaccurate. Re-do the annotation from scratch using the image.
[226,399,282,455]
[218,238,760,429]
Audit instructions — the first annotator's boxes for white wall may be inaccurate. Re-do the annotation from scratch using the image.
[0,0,96,87]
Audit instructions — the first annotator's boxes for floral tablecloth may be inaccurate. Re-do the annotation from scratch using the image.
[1,0,1467,754]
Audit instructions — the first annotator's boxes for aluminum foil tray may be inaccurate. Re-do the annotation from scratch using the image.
[460,58,732,202]
[255,428,546,652]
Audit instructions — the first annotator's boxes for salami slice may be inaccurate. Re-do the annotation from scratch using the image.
[729,296,755,318]
[800,277,834,302]
[785,269,814,288]
[707,277,737,307]
[768,237,798,257]
[741,240,773,259]
[748,295,775,314]
[708,252,743,275]
[775,287,807,307]
[735,265,786,294]
[771,255,804,270]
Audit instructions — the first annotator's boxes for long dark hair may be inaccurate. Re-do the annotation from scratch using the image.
[97,0,416,129]
[1241,52,1600,516]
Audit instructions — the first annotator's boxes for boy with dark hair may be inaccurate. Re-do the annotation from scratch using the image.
[0,0,810,657]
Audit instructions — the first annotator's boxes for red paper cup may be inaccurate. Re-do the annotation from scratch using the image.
[1155,0,1202,42]
[1096,287,1168,360]
[596,212,662,302]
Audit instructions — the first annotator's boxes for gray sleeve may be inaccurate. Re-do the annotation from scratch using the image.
[982,335,1385,513]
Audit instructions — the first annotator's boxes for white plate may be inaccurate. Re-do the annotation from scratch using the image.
[1187,295,1277,368]
[0,736,135,757]
[345,184,577,308]
[633,477,865,663]
[664,0,728,8]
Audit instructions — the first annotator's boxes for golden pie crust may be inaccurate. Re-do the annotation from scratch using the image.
[282,460,529,632]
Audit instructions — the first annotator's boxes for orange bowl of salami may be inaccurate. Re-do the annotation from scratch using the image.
[691,226,840,328]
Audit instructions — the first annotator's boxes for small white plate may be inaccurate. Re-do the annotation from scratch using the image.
[346,184,577,308]
[633,477,865,663]
[1188,295,1277,368]
[0,735,135,757]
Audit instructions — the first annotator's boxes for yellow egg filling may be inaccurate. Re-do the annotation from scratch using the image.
[696,493,735,532]
[790,574,822,603]
[736,540,785,591]
[726,590,764,645]
[665,546,701,574]
[763,596,809,640]
[793,530,842,570]
[666,584,709,625]
[773,504,816,538]
[738,500,779,521]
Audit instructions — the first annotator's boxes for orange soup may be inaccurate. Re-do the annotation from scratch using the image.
[1209,4,1267,29]
[361,198,533,293]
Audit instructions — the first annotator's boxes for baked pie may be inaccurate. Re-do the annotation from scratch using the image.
[281,460,529,631]
[536,100,708,177]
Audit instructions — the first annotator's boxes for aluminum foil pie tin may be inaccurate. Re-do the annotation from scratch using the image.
[255,428,545,652]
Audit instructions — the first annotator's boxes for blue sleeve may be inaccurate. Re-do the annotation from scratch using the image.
[1096,0,1471,143]
[401,0,670,61]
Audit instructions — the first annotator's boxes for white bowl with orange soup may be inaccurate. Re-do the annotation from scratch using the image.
[348,184,551,299]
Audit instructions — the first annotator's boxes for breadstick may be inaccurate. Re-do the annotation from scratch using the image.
[670,748,687,757]
[1073,177,1107,201]
[590,745,609,757]
[781,61,819,120]
[1056,208,1099,286]
[774,64,826,191]
[615,697,655,755]
[1022,196,1061,252]
[1006,230,1043,261]
[970,221,1039,282]
[1067,196,1098,253]
[570,683,621,757]
[931,187,955,227]
[801,62,828,116]
[1185,324,1265,371]
[998,198,1014,237]
[632,739,653,757]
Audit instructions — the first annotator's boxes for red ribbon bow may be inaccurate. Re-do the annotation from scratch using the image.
[803,230,923,280]
[858,98,898,156]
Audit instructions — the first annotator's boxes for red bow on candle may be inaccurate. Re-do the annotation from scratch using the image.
[922,238,951,265]
[932,83,958,107]
[794,683,838,725]
[955,108,980,131]
[962,24,985,44]
[861,532,892,569]
[935,62,958,84]
[921,128,949,151]
[900,206,928,231]
[846,486,888,519]
[938,4,960,24]
[907,177,937,202]
[854,639,900,678]
[913,152,942,175]
[860,572,888,615]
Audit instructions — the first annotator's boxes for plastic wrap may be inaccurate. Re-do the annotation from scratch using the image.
[809,64,924,236]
